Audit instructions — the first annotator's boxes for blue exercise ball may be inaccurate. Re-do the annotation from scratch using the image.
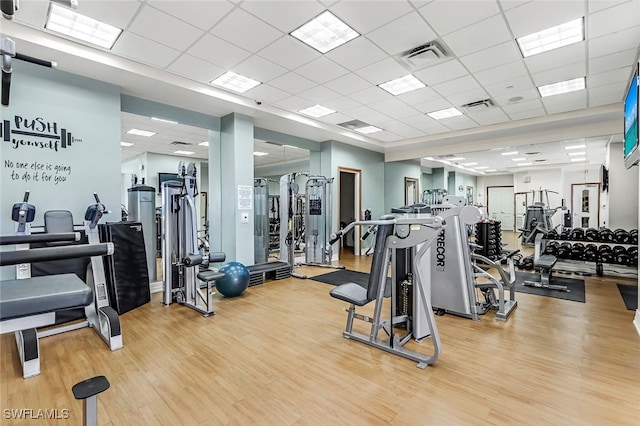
[216,262,249,297]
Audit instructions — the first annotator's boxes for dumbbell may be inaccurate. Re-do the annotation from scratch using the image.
[522,255,534,270]
[614,229,631,244]
[544,241,559,256]
[570,228,585,241]
[571,243,585,260]
[627,246,638,266]
[584,228,599,242]
[557,242,572,259]
[584,244,598,262]
[559,230,570,240]
[630,229,638,245]
[599,228,614,243]
[613,245,629,265]
[598,245,613,263]
[546,230,558,240]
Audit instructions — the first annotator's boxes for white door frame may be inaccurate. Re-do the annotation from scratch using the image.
[338,167,362,256]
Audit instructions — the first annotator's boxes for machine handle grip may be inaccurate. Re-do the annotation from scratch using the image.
[1,68,10,106]
[504,249,521,259]
[362,226,376,241]
[329,231,342,245]
[183,254,203,267]
[15,52,56,68]
[93,192,101,203]
[23,191,30,203]
[0,242,113,266]
[0,232,80,246]
[209,252,226,263]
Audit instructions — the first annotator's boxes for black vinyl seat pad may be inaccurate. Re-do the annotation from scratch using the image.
[330,282,370,306]
[0,274,92,321]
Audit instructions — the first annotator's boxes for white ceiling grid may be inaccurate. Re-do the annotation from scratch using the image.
[7,0,640,173]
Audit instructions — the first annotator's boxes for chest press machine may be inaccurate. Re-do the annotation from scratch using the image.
[328,214,445,369]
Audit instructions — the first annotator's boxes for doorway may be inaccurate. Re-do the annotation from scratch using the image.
[487,186,515,231]
[571,183,600,228]
[339,167,361,256]
[404,177,419,205]
[514,191,532,231]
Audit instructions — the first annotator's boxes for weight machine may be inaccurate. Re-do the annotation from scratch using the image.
[519,189,567,246]
[254,178,270,264]
[279,173,308,279]
[162,162,226,316]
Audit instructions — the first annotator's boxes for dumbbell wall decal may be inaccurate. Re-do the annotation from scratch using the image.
[1,118,79,150]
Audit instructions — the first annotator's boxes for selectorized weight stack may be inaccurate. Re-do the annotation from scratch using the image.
[254,178,270,264]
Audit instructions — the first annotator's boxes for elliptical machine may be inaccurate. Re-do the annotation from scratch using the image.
[162,162,226,316]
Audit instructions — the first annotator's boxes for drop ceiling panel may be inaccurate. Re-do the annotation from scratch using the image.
[329,1,414,34]
[459,41,523,73]
[493,88,541,107]
[397,87,441,106]
[325,37,388,71]
[432,75,481,97]
[541,90,587,115]
[148,0,234,31]
[438,115,478,131]
[257,36,320,70]
[413,60,469,86]
[588,81,628,107]
[589,48,638,74]
[484,75,535,97]
[348,86,394,104]
[588,26,640,59]
[366,12,438,56]
[414,97,454,114]
[113,32,181,68]
[505,105,546,121]
[240,0,324,33]
[504,0,584,38]
[233,55,288,82]
[587,66,633,89]
[322,96,362,112]
[531,61,586,86]
[447,88,491,107]
[378,121,424,138]
[77,0,141,29]
[128,6,204,51]
[524,42,586,74]
[166,54,225,84]
[441,15,512,57]
[273,95,314,112]
[316,112,355,125]
[12,0,50,28]
[367,131,404,142]
[324,73,372,95]
[588,0,630,14]
[298,85,342,104]
[187,34,252,69]
[268,72,317,94]
[342,106,392,125]
[294,57,349,84]
[355,57,411,85]
[474,60,529,87]
[369,98,421,120]
[500,100,543,114]
[419,0,500,36]
[245,84,291,104]
[498,0,532,11]
[587,1,640,39]
[466,108,511,126]
[210,8,282,53]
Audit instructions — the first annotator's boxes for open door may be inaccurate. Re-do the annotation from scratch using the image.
[338,167,361,256]
[571,183,600,228]
[514,191,531,231]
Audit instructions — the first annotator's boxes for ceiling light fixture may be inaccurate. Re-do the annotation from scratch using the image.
[290,10,360,54]
[501,151,519,156]
[511,157,527,162]
[354,125,383,134]
[199,141,209,147]
[127,129,156,137]
[517,163,533,166]
[253,151,269,156]
[174,150,194,155]
[427,107,463,120]
[565,144,586,150]
[447,157,466,161]
[486,169,498,172]
[378,74,426,96]
[45,3,123,49]
[567,151,586,156]
[570,157,586,162]
[462,162,478,166]
[151,117,178,124]
[538,77,585,97]
[475,166,489,170]
[120,142,133,147]
[298,104,336,118]
[516,18,584,58]
[210,71,261,93]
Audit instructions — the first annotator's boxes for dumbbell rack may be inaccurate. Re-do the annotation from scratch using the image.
[474,220,502,261]
[539,228,638,278]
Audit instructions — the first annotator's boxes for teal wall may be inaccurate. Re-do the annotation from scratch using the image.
[1,62,121,279]
[421,170,433,197]
[432,168,446,189]
[384,160,421,212]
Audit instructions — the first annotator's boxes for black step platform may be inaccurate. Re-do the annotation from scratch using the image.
[246,261,291,286]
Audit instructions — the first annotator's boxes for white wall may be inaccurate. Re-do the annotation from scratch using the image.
[561,164,603,227]
[476,174,514,210]
[608,143,639,230]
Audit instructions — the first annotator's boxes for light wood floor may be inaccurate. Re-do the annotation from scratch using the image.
[2,233,639,425]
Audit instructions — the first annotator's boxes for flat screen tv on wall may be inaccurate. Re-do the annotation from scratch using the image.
[623,63,639,169]
[157,172,180,194]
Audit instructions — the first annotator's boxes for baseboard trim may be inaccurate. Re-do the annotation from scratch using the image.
[150,280,163,294]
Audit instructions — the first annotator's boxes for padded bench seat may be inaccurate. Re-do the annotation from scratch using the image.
[0,274,92,321]
[535,254,557,269]
[329,283,370,306]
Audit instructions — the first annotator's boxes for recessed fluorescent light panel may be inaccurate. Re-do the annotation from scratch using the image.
[427,107,463,120]
[378,74,426,96]
[151,117,178,124]
[199,141,209,147]
[462,162,478,166]
[290,11,359,53]
[46,3,122,49]
[517,18,584,58]
[517,163,533,166]
[501,151,519,156]
[486,169,497,172]
[511,158,527,162]
[210,71,261,93]
[567,151,586,156]
[565,144,586,150]
[253,152,268,156]
[538,77,585,97]
[354,125,383,134]
[475,166,489,170]
[299,104,336,118]
[448,157,465,161]
[127,129,156,137]
[570,157,586,162]
[174,150,194,155]
[120,142,133,147]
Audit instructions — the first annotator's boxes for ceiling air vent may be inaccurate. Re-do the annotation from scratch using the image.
[398,41,447,70]
[170,141,191,146]
[461,99,494,113]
